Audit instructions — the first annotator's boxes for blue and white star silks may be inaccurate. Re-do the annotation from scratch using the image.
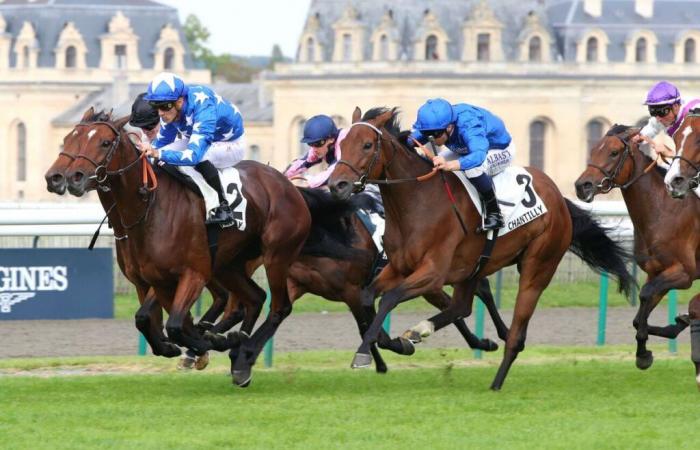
[153,84,244,166]
[151,72,177,92]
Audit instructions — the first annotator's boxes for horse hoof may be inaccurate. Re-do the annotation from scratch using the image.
[676,314,691,326]
[160,344,182,358]
[195,352,210,370]
[402,330,422,344]
[398,337,415,355]
[636,351,654,370]
[375,363,388,374]
[481,339,499,352]
[177,356,196,370]
[351,353,372,369]
[204,331,229,351]
[232,369,252,388]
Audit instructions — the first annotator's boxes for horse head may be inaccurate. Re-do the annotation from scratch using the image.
[664,111,700,198]
[329,106,397,200]
[59,110,131,197]
[575,125,641,202]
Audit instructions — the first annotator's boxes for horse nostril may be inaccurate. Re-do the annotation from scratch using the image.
[671,176,685,188]
[337,181,349,191]
[72,171,85,183]
[51,173,65,185]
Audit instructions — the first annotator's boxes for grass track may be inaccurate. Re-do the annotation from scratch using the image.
[1,346,698,449]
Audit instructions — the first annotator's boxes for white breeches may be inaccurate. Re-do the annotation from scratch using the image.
[439,142,516,178]
[160,135,247,169]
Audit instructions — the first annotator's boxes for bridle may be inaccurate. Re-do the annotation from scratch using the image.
[669,113,700,189]
[586,134,656,192]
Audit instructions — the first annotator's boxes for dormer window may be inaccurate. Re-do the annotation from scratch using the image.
[99,11,141,70]
[342,33,352,61]
[22,46,29,68]
[635,38,647,62]
[477,33,490,62]
[115,44,127,69]
[306,37,315,62]
[425,35,438,60]
[54,21,87,70]
[528,36,541,62]
[685,39,696,63]
[65,46,76,68]
[371,10,399,62]
[379,34,388,60]
[164,47,174,70]
[586,37,598,62]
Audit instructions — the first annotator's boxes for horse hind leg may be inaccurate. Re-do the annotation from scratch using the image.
[134,288,181,358]
[688,295,700,389]
[474,277,510,341]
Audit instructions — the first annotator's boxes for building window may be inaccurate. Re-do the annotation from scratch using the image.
[65,46,77,68]
[22,46,29,68]
[635,38,647,62]
[425,35,438,60]
[586,37,598,62]
[298,119,307,156]
[586,120,605,152]
[164,47,175,70]
[249,145,261,161]
[529,120,545,170]
[528,36,542,62]
[17,122,27,182]
[685,38,696,63]
[115,44,127,69]
[477,33,491,62]
[306,37,315,62]
[342,33,352,62]
[379,34,388,60]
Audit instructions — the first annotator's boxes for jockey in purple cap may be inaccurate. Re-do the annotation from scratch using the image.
[633,81,700,160]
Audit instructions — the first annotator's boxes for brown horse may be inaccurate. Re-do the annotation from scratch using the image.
[46,108,311,387]
[575,124,700,384]
[329,107,634,390]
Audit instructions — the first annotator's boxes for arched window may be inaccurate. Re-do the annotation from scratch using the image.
[528,36,542,62]
[342,33,352,61]
[298,119,307,156]
[529,120,545,170]
[425,35,438,60]
[249,145,261,161]
[17,122,27,182]
[379,34,389,61]
[164,47,175,70]
[586,37,598,62]
[586,120,605,152]
[115,44,127,69]
[306,37,315,62]
[22,46,29,68]
[65,46,77,68]
[635,38,647,62]
[477,33,491,62]
[685,38,696,63]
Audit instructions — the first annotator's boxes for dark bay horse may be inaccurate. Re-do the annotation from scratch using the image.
[46,108,311,387]
[329,107,634,390]
[575,125,700,385]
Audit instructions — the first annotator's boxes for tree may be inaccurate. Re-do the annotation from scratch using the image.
[268,44,285,69]
[183,14,213,64]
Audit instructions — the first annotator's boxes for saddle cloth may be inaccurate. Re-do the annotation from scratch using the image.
[175,165,248,230]
[453,166,547,236]
[355,209,385,254]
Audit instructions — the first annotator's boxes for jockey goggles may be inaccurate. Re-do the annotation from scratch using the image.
[422,129,446,139]
[149,101,176,111]
[649,105,673,117]
[308,139,328,148]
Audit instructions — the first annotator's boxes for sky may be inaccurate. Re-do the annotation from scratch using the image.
[158,0,313,58]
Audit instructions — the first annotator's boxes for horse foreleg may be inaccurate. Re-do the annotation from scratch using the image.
[134,287,181,358]
[474,277,510,341]
[633,266,691,370]
[688,295,700,389]
[165,270,211,356]
[345,294,389,374]
[196,280,230,333]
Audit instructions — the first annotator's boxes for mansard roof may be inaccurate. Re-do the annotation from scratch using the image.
[0,0,196,68]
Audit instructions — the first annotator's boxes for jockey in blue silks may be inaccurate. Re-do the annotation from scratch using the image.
[410,98,515,230]
[139,72,245,226]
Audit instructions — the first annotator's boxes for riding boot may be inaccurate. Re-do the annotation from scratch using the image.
[194,161,235,227]
[469,174,504,231]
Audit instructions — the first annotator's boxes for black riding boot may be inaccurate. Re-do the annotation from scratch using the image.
[194,161,235,227]
[479,185,504,231]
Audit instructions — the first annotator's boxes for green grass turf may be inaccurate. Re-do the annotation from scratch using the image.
[114,279,700,320]
[0,346,697,449]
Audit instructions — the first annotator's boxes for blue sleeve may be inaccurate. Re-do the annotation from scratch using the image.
[457,120,489,170]
[152,120,177,148]
[186,99,217,164]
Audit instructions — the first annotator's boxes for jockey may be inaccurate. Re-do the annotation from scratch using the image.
[633,81,700,160]
[128,93,160,144]
[139,72,245,227]
[284,115,348,188]
[410,98,514,230]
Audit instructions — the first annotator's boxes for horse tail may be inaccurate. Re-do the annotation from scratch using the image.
[297,187,371,262]
[565,198,636,298]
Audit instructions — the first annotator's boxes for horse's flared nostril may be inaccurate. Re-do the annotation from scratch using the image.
[671,176,685,189]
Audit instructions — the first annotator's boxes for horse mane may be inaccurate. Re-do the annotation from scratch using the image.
[81,109,113,124]
[362,107,401,137]
[605,124,633,136]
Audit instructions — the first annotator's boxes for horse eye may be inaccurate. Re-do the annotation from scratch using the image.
[101,139,112,148]
[363,142,373,150]
[610,150,619,157]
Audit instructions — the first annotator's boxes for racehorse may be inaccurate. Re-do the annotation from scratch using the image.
[329,107,634,390]
[45,108,311,387]
[575,124,700,382]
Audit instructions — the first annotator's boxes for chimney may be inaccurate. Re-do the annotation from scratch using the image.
[635,0,653,18]
[583,0,602,18]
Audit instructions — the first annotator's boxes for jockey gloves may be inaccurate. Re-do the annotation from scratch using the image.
[413,98,454,132]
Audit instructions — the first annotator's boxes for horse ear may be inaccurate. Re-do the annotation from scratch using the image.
[113,115,131,130]
[80,107,95,122]
[375,109,394,128]
[352,107,361,123]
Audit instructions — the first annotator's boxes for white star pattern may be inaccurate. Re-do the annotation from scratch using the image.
[156,131,164,140]
[221,128,234,140]
[193,91,209,104]
[179,149,194,161]
[151,72,177,92]
[192,122,201,132]
[189,134,203,146]
[185,114,193,126]
[215,94,224,104]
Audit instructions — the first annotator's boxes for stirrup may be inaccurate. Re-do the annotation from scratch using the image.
[205,207,236,228]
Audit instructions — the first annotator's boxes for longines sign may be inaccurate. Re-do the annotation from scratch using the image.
[0,248,113,320]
